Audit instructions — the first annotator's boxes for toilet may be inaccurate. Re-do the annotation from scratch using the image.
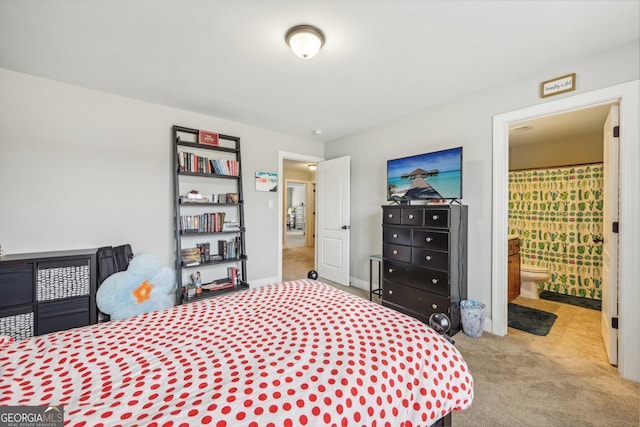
[520,264,551,299]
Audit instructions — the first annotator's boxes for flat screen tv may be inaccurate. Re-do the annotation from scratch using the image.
[387,146,463,202]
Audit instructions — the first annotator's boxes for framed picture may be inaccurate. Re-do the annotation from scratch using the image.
[199,130,219,146]
[540,73,576,98]
[255,172,277,192]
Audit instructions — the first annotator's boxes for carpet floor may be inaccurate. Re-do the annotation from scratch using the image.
[508,303,557,336]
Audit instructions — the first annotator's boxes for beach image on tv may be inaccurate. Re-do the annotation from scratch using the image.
[387,147,462,200]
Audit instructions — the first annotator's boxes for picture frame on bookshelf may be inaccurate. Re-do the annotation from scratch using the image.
[199,130,219,146]
[226,193,239,203]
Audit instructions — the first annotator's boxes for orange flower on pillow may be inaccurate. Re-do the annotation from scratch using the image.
[133,280,153,303]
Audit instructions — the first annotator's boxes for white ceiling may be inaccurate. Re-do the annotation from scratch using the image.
[509,103,612,146]
[0,1,638,142]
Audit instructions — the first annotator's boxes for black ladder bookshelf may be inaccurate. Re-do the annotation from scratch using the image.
[172,125,248,304]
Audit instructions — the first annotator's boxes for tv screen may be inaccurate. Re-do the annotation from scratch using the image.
[387,147,463,201]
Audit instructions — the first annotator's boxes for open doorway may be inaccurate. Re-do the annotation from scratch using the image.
[492,80,640,382]
[277,152,323,282]
[506,103,613,366]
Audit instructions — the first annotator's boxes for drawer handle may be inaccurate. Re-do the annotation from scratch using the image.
[431,303,438,309]
[432,215,439,220]
[393,233,398,238]
[388,290,394,295]
[408,214,414,220]
[431,278,438,284]
[388,268,394,273]
[393,250,398,255]
[388,213,394,218]
[425,237,432,243]
[425,255,432,261]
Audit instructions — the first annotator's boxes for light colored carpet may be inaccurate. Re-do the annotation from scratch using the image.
[452,330,639,426]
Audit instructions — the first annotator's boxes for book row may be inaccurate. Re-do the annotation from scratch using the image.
[180,238,243,267]
[180,212,226,233]
[179,152,239,176]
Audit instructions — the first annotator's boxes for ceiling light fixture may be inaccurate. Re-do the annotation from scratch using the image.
[307,164,317,171]
[285,25,325,59]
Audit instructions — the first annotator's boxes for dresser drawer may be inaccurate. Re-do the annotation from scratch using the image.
[383,260,449,297]
[412,248,449,271]
[383,208,401,224]
[400,209,423,226]
[383,281,450,317]
[383,227,411,245]
[0,263,34,308]
[412,230,449,251]
[383,243,411,263]
[424,209,449,228]
[36,296,90,335]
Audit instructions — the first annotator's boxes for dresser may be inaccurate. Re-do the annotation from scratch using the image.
[382,204,467,333]
[0,249,98,340]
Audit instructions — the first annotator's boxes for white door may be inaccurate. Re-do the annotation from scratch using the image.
[316,156,350,284]
[601,104,619,366]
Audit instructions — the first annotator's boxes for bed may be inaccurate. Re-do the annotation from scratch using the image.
[0,279,473,426]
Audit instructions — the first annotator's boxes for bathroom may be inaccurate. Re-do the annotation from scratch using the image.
[507,104,613,331]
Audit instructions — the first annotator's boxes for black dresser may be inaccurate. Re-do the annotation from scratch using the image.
[0,249,98,340]
[382,204,467,333]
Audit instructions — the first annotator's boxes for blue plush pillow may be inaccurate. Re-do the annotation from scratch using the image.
[96,253,176,320]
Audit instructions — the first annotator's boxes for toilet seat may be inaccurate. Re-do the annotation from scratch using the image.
[521,264,548,274]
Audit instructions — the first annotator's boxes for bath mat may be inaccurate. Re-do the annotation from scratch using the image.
[508,303,557,336]
[539,291,601,311]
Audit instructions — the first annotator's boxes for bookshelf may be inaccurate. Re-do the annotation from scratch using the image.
[172,125,248,304]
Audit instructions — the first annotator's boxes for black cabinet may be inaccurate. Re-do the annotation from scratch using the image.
[0,249,97,340]
[172,126,249,304]
[381,205,467,334]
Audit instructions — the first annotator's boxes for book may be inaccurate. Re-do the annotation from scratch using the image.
[180,247,201,266]
[196,243,211,263]
[201,281,234,291]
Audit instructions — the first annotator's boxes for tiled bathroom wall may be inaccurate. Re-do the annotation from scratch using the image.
[508,164,603,300]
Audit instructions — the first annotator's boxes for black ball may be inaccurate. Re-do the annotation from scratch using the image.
[429,313,451,334]
[307,270,318,280]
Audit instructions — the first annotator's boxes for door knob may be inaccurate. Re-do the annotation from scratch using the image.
[341,225,351,230]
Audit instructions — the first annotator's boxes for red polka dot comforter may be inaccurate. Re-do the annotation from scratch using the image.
[0,279,473,426]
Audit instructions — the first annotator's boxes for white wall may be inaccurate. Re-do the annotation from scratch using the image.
[0,69,324,283]
[324,40,640,324]
[510,133,603,170]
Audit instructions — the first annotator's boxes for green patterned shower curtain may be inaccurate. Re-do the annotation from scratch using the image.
[508,164,603,300]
